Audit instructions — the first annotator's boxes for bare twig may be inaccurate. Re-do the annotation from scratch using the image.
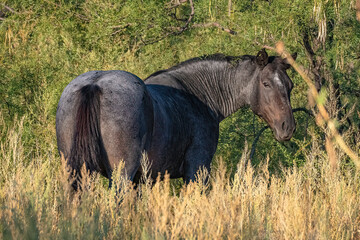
[143,0,236,45]
[169,12,188,22]
[292,107,314,117]
[2,4,17,14]
[175,0,194,34]
[110,24,132,36]
[168,21,236,35]
[254,41,276,51]
[142,0,194,45]
[166,0,188,9]
[228,0,232,17]
[193,22,236,35]
[302,31,323,92]
[250,125,269,160]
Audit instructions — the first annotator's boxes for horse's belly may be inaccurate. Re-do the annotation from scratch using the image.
[147,138,187,179]
[146,116,190,179]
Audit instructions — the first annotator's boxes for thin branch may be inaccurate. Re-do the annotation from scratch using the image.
[110,24,132,36]
[249,125,269,160]
[276,42,360,168]
[2,4,17,14]
[169,12,188,22]
[302,31,323,92]
[168,21,236,35]
[192,22,237,35]
[292,107,313,117]
[173,0,194,35]
[228,0,232,17]
[254,40,276,51]
[143,1,235,45]
[142,0,194,45]
[166,0,188,10]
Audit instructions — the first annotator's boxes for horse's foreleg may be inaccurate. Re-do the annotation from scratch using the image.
[183,145,213,185]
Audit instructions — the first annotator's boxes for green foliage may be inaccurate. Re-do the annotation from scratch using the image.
[0,1,360,238]
[0,0,359,171]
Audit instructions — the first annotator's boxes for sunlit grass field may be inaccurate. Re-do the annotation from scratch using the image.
[1,113,359,239]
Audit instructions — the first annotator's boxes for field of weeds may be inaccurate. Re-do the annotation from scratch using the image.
[1,113,360,239]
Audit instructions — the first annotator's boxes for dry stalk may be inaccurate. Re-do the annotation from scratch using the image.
[275,41,360,169]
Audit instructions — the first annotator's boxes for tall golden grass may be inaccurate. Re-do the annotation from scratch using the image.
[1,110,360,239]
[1,41,359,239]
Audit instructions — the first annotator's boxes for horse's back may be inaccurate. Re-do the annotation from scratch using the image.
[56,70,153,178]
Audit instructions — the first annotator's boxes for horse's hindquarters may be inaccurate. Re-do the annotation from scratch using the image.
[97,74,153,178]
[56,70,153,182]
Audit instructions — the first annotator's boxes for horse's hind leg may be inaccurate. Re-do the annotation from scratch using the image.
[93,71,153,187]
[100,121,145,186]
[98,91,153,187]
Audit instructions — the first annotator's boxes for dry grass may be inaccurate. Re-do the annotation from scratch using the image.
[1,113,360,239]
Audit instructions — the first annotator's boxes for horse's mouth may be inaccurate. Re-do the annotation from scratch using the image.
[275,134,292,142]
[272,126,295,142]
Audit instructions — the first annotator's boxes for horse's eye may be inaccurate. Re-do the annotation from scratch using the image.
[263,82,271,88]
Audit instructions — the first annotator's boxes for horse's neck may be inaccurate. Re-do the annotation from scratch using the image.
[168,60,257,121]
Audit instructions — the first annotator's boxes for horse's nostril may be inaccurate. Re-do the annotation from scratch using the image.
[281,121,286,131]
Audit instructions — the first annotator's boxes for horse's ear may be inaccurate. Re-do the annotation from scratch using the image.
[283,52,297,68]
[255,48,269,68]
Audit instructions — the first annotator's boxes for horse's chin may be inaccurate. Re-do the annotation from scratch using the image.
[275,135,292,142]
[271,127,293,142]
[273,132,293,142]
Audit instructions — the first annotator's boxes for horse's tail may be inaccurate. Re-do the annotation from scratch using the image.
[68,84,108,190]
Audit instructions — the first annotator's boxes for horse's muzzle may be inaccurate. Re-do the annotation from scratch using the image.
[273,119,296,142]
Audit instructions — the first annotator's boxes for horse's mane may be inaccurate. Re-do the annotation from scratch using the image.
[144,53,257,81]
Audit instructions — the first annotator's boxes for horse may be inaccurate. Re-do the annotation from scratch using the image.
[56,49,297,190]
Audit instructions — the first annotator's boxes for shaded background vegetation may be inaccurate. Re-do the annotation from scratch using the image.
[1,0,359,174]
[1,1,360,239]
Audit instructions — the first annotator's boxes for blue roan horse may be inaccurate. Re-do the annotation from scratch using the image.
[56,49,297,189]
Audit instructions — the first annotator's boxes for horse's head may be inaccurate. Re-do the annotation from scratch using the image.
[250,49,297,142]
